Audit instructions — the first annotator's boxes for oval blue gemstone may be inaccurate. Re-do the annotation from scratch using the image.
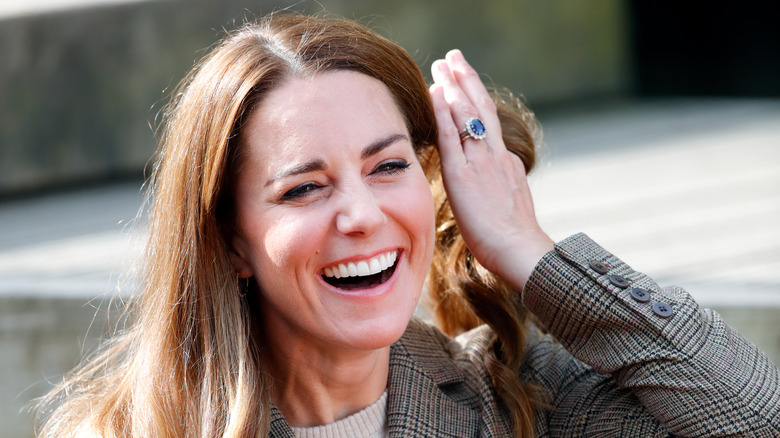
[470,119,485,135]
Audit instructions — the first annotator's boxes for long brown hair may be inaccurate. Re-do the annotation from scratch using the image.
[37,13,539,437]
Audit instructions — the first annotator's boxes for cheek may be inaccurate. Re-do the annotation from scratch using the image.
[259,214,319,271]
[419,184,436,252]
[395,173,435,254]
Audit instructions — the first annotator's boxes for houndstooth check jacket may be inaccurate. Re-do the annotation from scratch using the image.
[269,233,780,437]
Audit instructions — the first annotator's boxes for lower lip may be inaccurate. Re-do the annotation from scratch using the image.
[320,251,403,299]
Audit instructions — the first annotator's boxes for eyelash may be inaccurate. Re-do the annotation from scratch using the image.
[281,182,321,201]
[372,160,411,176]
[280,160,411,201]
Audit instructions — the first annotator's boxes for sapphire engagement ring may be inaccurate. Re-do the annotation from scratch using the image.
[459,117,487,142]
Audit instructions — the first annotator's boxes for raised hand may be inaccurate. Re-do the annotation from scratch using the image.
[429,49,554,290]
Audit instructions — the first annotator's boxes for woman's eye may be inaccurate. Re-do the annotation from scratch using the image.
[281,182,321,201]
[372,160,411,176]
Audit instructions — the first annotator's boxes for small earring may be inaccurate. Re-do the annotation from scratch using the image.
[237,275,250,297]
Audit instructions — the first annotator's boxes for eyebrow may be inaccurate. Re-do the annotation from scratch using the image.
[361,133,409,160]
[265,133,410,187]
[265,159,326,187]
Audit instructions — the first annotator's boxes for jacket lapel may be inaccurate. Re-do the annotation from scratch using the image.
[268,406,294,437]
[386,318,483,437]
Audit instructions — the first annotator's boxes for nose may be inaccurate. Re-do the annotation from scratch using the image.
[335,182,386,237]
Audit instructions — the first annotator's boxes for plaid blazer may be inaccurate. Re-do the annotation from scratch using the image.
[269,233,780,437]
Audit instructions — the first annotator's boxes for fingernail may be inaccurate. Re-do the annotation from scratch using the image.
[429,84,443,99]
[435,60,450,73]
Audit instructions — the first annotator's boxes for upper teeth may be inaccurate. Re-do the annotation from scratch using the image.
[322,250,398,279]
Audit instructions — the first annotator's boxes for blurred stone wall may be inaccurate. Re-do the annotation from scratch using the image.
[0,0,630,195]
[2,297,113,438]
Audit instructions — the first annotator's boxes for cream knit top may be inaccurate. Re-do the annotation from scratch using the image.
[290,391,389,438]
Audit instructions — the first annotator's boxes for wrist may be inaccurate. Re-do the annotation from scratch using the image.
[500,231,555,291]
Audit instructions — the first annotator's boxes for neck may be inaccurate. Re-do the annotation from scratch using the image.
[262,328,391,427]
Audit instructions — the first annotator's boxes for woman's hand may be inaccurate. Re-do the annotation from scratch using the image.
[429,49,554,291]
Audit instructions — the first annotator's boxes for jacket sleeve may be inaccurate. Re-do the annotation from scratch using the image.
[521,233,780,437]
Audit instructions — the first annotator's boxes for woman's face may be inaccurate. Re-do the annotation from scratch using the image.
[231,71,435,354]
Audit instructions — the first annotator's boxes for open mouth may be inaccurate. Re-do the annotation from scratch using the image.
[321,250,398,291]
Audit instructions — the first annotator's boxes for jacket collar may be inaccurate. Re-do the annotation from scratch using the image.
[385,318,482,437]
[268,318,485,437]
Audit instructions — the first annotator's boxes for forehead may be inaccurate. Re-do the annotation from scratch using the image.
[240,71,407,169]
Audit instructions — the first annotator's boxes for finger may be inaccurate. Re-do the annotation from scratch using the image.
[431,59,488,151]
[431,59,477,119]
[444,50,495,115]
[430,58,455,89]
[444,50,505,152]
[429,83,466,168]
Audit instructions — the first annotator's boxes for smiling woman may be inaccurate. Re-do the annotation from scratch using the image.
[228,72,434,373]
[35,11,780,438]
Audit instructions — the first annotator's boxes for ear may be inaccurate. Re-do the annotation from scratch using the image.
[229,236,255,279]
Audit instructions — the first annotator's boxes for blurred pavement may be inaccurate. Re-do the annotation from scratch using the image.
[0,182,144,298]
[532,98,780,307]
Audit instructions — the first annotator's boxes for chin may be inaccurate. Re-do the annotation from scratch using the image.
[338,309,415,351]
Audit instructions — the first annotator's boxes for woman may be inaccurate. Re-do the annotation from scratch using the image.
[37,13,779,437]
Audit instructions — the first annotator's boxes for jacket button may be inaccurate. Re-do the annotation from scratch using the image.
[609,274,630,289]
[589,260,610,274]
[652,302,674,318]
[629,287,651,302]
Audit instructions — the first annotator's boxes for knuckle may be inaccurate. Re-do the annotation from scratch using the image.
[460,65,480,80]
[478,95,496,112]
[440,124,460,141]
[453,100,479,119]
